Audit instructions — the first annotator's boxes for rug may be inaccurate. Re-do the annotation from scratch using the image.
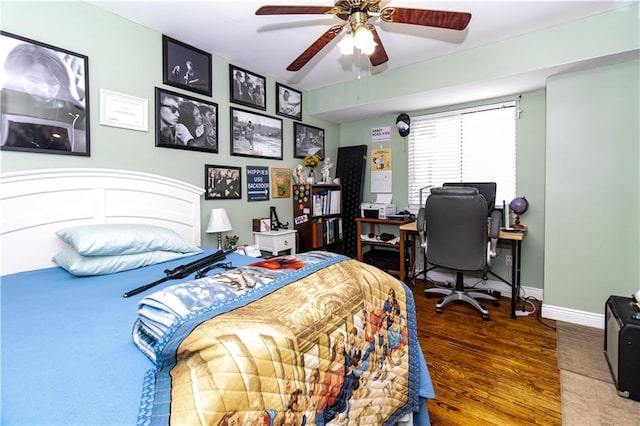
[556,321,612,383]
[556,321,640,426]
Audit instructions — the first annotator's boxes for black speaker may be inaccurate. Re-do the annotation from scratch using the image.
[604,295,640,401]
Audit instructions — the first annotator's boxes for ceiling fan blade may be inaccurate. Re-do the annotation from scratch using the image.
[287,24,343,71]
[366,24,389,67]
[380,7,471,31]
[256,5,333,15]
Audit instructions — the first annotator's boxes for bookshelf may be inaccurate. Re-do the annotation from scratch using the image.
[292,184,342,253]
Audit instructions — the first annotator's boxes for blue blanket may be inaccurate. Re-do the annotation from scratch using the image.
[133,251,435,425]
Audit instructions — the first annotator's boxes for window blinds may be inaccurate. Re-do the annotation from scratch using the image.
[408,101,516,207]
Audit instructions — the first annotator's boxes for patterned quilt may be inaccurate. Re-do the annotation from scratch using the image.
[133,251,430,425]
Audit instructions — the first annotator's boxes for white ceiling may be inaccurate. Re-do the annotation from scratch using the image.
[89,0,637,122]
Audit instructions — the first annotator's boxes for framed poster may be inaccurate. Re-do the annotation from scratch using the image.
[246,165,269,202]
[0,31,90,156]
[162,35,212,97]
[275,82,302,121]
[205,164,242,200]
[271,167,292,198]
[229,64,266,110]
[294,122,324,159]
[231,107,282,160]
[155,87,218,153]
[100,89,148,132]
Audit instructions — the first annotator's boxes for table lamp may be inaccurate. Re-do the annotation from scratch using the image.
[206,208,232,250]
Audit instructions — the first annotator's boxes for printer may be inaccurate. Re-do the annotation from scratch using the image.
[361,194,396,219]
[360,203,396,219]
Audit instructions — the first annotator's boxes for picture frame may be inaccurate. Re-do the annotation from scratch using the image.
[155,87,218,153]
[162,35,212,97]
[271,167,292,198]
[231,107,282,160]
[0,31,90,156]
[229,64,266,111]
[275,83,302,121]
[100,89,148,132]
[294,122,325,159]
[205,164,242,200]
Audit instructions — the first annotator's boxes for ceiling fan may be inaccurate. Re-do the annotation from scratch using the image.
[256,0,471,71]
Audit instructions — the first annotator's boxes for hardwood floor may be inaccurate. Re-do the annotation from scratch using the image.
[411,280,562,426]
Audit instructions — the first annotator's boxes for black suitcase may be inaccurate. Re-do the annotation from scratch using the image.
[604,295,640,401]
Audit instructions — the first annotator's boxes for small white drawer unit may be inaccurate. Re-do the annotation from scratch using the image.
[253,230,297,256]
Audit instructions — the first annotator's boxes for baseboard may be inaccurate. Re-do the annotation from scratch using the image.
[422,270,543,301]
[420,271,605,328]
[541,304,604,329]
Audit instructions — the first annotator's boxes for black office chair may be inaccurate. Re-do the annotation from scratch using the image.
[416,186,502,320]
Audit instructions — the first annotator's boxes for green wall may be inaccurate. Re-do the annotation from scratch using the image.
[2,1,639,320]
[332,4,639,320]
[545,59,640,314]
[339,91,547,291]
[0,0,340,248]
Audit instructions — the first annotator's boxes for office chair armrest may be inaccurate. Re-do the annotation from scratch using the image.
[489,210,501,239]
[487,210,502,261]
[416,207,427,249]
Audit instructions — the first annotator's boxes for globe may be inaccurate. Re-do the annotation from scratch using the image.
[509,196,528,229]
[509,196,528,215]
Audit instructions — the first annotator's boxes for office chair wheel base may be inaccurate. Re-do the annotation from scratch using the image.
[435,307,443,314]
[492,299,500,307]
[482,313,489,321]
[425,292,433,299]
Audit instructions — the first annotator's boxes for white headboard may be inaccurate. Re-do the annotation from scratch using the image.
[0,168,204,275]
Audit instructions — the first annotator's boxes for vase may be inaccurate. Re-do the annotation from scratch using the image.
[307,168,315,184]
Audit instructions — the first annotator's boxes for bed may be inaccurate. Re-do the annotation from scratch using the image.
[0,168,434,425]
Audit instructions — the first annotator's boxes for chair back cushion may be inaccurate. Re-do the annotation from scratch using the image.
[443,182,496,214]
[425,186,488,271]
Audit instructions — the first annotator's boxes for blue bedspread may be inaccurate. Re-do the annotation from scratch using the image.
[0,248,255,425]
[1,249,435,425]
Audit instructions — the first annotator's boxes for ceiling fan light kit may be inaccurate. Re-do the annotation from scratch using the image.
[256,1,471,72]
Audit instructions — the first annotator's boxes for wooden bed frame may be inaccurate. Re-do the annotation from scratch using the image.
[0,168,204,275]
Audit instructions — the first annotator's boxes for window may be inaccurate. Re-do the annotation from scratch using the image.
[408,101,516,208]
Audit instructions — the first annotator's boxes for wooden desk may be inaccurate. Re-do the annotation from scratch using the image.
[400,221,526,319]
[356,217,413,282]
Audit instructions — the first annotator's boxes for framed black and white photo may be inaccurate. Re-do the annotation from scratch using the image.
[276,83,302,121]
[231,107,282,160]
[294,122,325,159]
[205,164,242,200]
[229,64,266,111]
[155,87,218,153]
[0,31,90,156]
[162,35,212,97]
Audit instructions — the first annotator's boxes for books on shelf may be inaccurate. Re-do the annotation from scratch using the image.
[312,189,341,217]
[324,217,342,245]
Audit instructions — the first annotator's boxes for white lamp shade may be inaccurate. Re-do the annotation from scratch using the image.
[205,208,232,233]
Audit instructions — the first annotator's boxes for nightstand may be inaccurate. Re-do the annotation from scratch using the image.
[253,230,297,256]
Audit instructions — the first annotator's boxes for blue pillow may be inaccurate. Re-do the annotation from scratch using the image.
[52,249,199,276]
[55,224,202,256]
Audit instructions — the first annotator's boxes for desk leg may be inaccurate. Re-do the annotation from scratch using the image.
[399,231,406,282]
[510,240,522,319]
[356,221,363,261]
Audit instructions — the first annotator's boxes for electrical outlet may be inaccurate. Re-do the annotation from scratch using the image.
[505,254,512,266]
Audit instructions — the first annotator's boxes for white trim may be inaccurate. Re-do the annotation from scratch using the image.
[424,270,543,300]
[541,304,604,329]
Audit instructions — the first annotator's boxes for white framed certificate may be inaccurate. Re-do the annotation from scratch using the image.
[99,89,148,132]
